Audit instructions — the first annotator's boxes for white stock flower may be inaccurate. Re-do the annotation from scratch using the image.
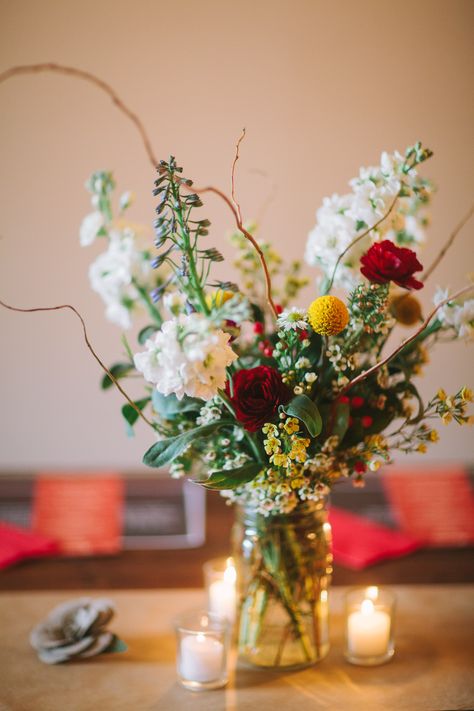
[434,287,474,340]
[133,313,238,401]
[277,307,307,331]
[305,148,432,287]
[88,226,152,329]
[80,211,105,247]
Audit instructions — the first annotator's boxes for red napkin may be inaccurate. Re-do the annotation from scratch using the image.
[328,506,422,570]
[0,521,59,570]
[32,473,124,555]
[383,467,474,546]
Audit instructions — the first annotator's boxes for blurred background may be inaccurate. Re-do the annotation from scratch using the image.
[0,0,473,470]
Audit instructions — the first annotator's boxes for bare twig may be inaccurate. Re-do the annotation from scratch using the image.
[231,128,246,224]
[1,63,277,319]
[0,62,158,168]
[326,193,399,293]
[421,203,474,282]
[0,298,156,430]
[340,283,474,394]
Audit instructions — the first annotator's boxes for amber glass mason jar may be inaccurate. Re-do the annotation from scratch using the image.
[232,499,332,670]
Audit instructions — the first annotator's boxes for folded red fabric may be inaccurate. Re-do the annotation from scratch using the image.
[0,521,59,570]
[328,506,422,570]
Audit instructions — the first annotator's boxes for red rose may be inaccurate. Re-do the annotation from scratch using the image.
[360,240,423,290]
[226,365,290,432]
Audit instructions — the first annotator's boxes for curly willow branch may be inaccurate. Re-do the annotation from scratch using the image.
[340,283,474,394]
[0,63,277,318]
[421,202,474,282]
[0,299,156,430]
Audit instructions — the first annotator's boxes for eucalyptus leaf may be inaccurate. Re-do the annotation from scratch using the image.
[320,401,350,442]
[103,635,128,654]
[199,462,262,490]
[143,420,234,468]
[151,391,202,419]
[282,394,322,437]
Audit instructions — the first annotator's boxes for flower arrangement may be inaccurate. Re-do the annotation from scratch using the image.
[78,144,472,517]
[1,63,473,671]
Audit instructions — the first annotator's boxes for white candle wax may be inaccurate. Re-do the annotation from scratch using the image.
[179,633,224,682]
[347,599,391,657]
[208,565,237,622]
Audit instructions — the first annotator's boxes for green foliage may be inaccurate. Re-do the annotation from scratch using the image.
[281,395,322,437]
[151,391,202,419]
[101,362,134,390]
[143,420,234,468]
[199,462,262,490]
[121,397,151,436]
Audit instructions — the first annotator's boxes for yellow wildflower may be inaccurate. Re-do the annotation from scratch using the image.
[283,417,300,435]
[442,413,453,425]
[417,443,427,453]
[290,477,305,490]
[271,453,289,468]
[262,423,278,436]
[206,289,234,309]
[461,387,473,403]
[307,295,349,336]
[437,389,447,401]
[429,430,439,442]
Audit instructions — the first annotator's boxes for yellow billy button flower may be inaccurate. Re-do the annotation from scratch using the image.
[307,295,349,336]
[389,292,423,326]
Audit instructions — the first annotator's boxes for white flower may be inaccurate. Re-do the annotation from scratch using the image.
[133,313,238,401]
[88,226,152,329]
[434,287,474,340]
[119,191,134,211]
[305,147,433,287]
[80,211,105,246]
[277,307,307,331]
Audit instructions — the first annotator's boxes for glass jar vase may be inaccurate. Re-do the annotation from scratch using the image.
[232,499,332,670]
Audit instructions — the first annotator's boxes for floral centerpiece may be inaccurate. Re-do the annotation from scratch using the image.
[77,143,473,669]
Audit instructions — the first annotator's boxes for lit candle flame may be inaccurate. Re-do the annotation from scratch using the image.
[366,586,379,601]
[361,599,375,616]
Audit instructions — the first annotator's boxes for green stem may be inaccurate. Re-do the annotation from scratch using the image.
[132,279,163,326]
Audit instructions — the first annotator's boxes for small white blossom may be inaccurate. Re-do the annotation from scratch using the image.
[434,287,474,340]
[133,313,238,401]
[80,211,105,247]
[277,307,307,331]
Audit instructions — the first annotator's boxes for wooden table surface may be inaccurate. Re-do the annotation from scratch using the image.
[1,585,473,711]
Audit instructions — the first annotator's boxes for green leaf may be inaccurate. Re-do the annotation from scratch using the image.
[282,394,322,437]
[138,325,159,345]
[143,420,234,468]
[199,462,262,490]
[151,391,202,419]
[104,635,128,654]
[320,401,350,442]
[101,362,134,390]
[122,397,151,437]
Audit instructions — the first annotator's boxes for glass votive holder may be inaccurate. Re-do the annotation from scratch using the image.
[344,586,395,666]
[203,557,237,624]
[175,611,230,691]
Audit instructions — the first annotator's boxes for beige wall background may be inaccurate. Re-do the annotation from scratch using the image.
[0,0,473,470]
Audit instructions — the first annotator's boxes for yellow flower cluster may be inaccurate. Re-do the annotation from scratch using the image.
[262,418,311,472]
[437,387,474,425]
[307,295,349,336]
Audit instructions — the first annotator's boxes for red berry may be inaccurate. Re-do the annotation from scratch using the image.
[348,416,354,427]
[351,396,365,409]
[339,395,350,405]
[299,329,309,341]
[263,347,274,357]
[275,304,283,315]
[361,415,373,428]
[253,322,265,335]
[354,460,367,474]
